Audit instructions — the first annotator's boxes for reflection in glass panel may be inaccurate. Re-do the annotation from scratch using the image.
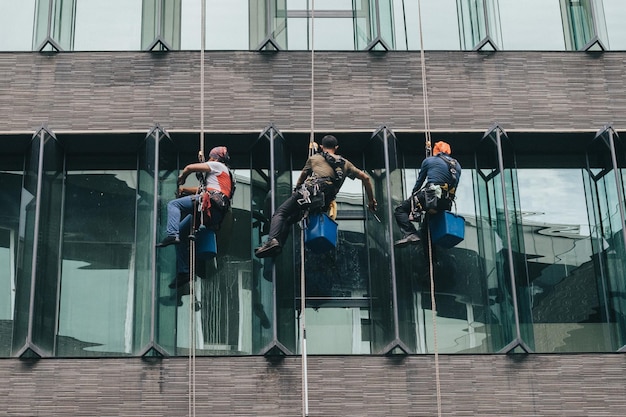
[0,0,36,51]
[560,0,596,50]
[314,18,355,50]
[0,166,22,357]
[57,167,137,356]
[401,167,486,353]
[604,0,626,50]
[182,0,250,50]
[517,169,607,352]
[32,0,76,50]
[498,0,565,50]
[300,177,372,354]
[403,0,459,50]
[457,0,502,50]
[74,0,142,50]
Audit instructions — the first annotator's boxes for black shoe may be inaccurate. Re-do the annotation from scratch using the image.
[156,235,180,247]
[394,234,420,247]
[159,294,183,307]
[254,238,282,258]
[168,273,190,289]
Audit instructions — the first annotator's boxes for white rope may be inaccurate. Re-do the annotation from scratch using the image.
[300,3,315,416]
[188,1,206,416]
[417,0,432,156]
[417,1,442,416]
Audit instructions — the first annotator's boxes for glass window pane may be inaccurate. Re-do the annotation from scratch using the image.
[74,0,142,50]
[0,167,22,357]
[499,0,565,50]
[181,0,249,50]
[0,0,36,51]
[518,169,609,352]
[605,0,626,50]
[57,166,137,356]
[404,0,460,50]
[315,18,354,50]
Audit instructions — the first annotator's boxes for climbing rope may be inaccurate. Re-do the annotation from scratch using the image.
[416,0,442,416]
[187,1,206,416]
[298,3,316,416]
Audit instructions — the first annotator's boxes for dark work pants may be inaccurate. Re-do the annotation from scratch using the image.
[267,193,305,246]
[394,198,420,238]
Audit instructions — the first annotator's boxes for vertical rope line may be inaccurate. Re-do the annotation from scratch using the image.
[301,2,315,416]
[426,227,442,417]
[200,0,206,158]
[189,2,206,416]
[417,0,432,155]
[417,1,441,415]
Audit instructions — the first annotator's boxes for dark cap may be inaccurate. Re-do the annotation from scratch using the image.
[321,135,338,149]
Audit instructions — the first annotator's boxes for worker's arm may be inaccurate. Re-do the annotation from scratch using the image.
[356,171,377,212]
[178,162,212,185]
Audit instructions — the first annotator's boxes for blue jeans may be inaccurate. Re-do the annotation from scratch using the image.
[165,195,224,274]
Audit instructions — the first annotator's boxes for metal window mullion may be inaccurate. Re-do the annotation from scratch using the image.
[495,129,524,346]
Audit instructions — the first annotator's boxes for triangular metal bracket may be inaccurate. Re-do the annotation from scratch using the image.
[617,345,626,353]
[36,37,63,52]
[259,339,292,357]
[371,125,395,139]
[582,36,607,52]
[482,122,508,143]
[365,37,390,52]
[145,37,172,52]
[473,36,499,52]
[497,338,533,354]
[259,123,283,141]
[380,339,411,355]
[146,123,171,140]
[15,343,45,359]
[32,124,57,141]
[139,342,169,359]
[256,37,282,52]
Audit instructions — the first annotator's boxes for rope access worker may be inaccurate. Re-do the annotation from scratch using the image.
[255,134,377,258]
[157,146,234,288]
[394,140,461,247]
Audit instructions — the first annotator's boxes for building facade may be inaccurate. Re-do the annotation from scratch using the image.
[2,1,626,415]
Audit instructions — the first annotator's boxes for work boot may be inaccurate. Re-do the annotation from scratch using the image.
[394,233,420,247]
[156,235,180,247]
[254,238,282,258]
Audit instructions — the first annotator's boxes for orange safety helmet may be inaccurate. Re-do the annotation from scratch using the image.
[433,141,451,155]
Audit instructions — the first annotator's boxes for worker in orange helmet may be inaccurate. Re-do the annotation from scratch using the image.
[394,141,461,247]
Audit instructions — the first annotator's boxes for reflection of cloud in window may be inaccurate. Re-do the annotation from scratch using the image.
[518,169,588,227]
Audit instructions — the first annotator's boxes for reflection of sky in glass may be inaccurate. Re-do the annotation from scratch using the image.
[74,0,142,51]
[182,0,249,50]
[518,169,589,230]
[404,0,459,50]
[498,0,565,50]
[0,0,35,51]
[604,0,626,50]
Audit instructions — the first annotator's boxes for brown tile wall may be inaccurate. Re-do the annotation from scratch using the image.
[1,354,625,416]
[1,51,625,133]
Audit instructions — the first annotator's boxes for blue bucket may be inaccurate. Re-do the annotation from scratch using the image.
[195,226,217,260]
[305,213,338,253]
[429,211,465,248]
[179,215,217,259]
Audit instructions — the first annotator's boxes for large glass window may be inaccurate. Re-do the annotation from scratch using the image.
[0,159,23,357]
[181,0,249,50]
[499,0,565,50]
[403,0,460,50]
[0,0,36,51]
[74,0,142,50]
[604,0,626,50]
[57,158,138,356]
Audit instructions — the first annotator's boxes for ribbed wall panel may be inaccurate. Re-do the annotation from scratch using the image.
[1,51,625,133]
[1,355,625,416]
